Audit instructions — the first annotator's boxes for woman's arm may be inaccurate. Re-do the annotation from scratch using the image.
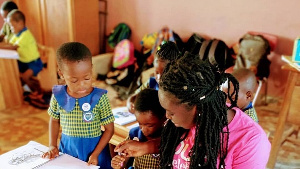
[114,138,160,157]
[232,133,270,169]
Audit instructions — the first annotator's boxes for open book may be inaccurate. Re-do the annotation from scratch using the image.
[112,107,136,125]
[0,141,99,169]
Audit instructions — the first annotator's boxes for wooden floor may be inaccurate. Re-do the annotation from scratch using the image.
[0,81,299,169]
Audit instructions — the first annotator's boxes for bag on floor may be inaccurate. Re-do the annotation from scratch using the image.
[112,39,136,69]
[105,65,135,87]
[108,23,131,48]
[199,39,234,72]
[184,33,206,55]
[233,33,271,79]
[146,27,184,65]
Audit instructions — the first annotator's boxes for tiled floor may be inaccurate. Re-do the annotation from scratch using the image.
[0,81,299,169]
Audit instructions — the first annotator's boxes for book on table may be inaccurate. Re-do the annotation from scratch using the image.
[282,55,300,71]
[112,106,136,125]
[0,141,99,169]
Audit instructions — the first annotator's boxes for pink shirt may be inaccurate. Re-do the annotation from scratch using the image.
[172,107,270,169]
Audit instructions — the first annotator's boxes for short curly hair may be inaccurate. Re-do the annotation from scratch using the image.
[56,42,92,69]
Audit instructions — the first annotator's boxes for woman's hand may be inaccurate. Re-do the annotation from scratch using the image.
[114,140,149,157]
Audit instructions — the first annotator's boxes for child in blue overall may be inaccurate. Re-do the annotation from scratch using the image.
[111,88,166,169]
[126,41,181,113]
[42,42,115,168]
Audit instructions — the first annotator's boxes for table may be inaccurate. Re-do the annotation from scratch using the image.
[267,55,300,168]
[108,107,139,145]
[110,120,138,146]
[0,49,23,111]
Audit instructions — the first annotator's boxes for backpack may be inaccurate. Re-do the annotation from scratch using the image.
[108,23,131,48]
[233,34,271,79]
[146,27,184,65]
[199,39,234,72]
[184,33,206,55]
[105,64,135,87]
[112,39,136,69]
[105,40,136,87]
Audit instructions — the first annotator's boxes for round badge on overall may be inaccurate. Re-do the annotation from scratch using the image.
[82,103,91,111]
[83,111,94,122]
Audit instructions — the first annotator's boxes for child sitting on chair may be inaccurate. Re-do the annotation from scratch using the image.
[0,0,18,42]
[111,88,166,169]
[42,42,115,168]
[222,68,259,122]
[0,9,47,108]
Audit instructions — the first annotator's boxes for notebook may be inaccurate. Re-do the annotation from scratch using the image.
[0,141,99,169]
[112,106,136,125]
[282,55,300,71]
[292,37,300,62]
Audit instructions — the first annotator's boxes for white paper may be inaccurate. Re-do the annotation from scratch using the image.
[0,49,19,59]
[112,107,136,125]
[40,154,99,169]
[0,141,50,169]
[0,141,100,169]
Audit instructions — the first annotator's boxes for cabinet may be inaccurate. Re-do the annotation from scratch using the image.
[16,0,100,55]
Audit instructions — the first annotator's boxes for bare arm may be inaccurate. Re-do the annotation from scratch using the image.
[0,42,18,50]
[42,117,60,159]
[114,138,160,157]
[88,122,114,165]
[0,35,5,42]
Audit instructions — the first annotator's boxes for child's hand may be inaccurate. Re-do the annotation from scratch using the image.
[42,145,59,159]
[111,155,125,169]
[87,154,98,166]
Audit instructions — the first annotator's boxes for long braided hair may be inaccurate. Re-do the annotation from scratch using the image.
[156,41,181,62]
[159,52,239,169]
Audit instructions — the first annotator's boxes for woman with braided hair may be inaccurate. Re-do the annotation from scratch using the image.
[158,52,270,169]
[115,52,270,169]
